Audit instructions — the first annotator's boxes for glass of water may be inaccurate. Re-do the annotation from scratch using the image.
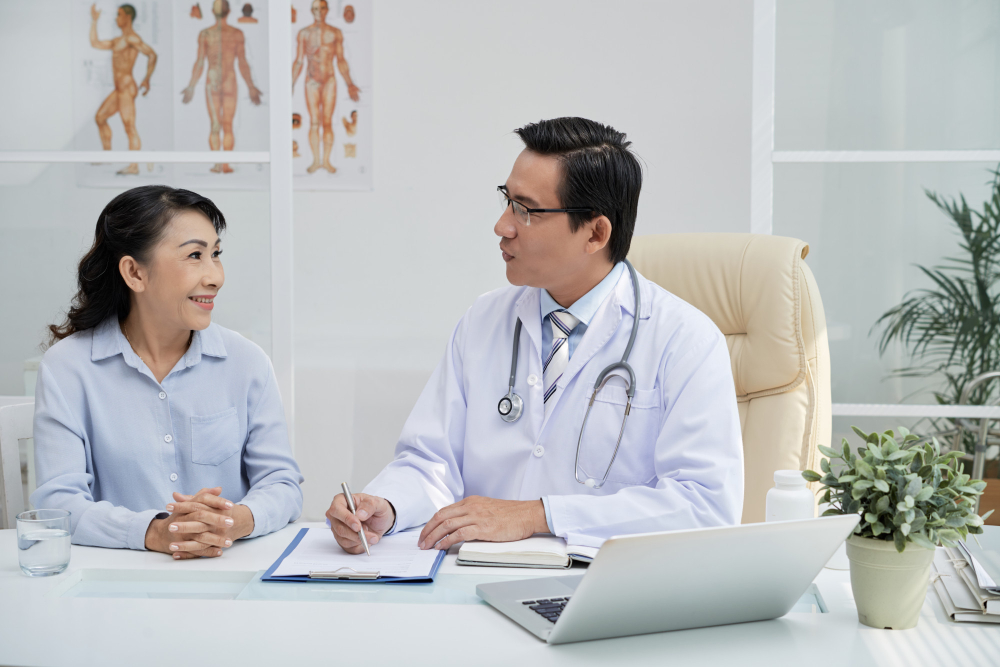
[17,509,71,577]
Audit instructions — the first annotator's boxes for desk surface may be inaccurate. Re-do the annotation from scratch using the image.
[0,522,996,667]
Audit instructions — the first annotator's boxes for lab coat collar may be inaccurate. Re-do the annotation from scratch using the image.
[513,287,543,362]
[553,264,651,396]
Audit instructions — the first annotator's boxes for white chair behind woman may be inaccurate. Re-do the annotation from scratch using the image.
[0,399,34,529]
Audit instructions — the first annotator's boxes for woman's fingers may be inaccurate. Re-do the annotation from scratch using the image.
[168,539,214,553]
[189,531,232,548]
[167,509,233,532]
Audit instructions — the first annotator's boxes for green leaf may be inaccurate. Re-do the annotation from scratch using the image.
[871,521,885,536]
[867,442,884,460]
[894,530,907,553]
[865,512,879,524]
[801,470,822,483]
[901,523,912,536]
[915,486,934,502]
[909,532,937,549]
[851,426,870,442]
[876,495,891,513]
[820,458,831,474]
[818,445,839,459]
[838,474,858,483]
[874,479,890,493]
[821,508,843,517]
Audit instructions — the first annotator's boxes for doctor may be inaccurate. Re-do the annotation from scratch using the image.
[328,117,744,553]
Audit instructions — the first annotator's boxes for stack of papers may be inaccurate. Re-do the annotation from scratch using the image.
[456,536,599,569]
[931,526,1000,623]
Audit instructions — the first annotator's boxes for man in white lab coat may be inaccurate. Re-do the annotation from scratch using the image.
[328,117,744,553]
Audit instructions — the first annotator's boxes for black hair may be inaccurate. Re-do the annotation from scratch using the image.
[119,4,136,20]
[48,186,226,344]
[514,117,642,265]
[242,3,253,17]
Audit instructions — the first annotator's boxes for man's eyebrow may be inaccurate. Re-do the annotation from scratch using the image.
[179,237,221,248]
[505,184,540,208]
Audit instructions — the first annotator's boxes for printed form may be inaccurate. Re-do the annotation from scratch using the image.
[272,528,441,578]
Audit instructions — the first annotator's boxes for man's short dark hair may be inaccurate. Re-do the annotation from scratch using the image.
[119,4,136,20]
[514,117,642,265]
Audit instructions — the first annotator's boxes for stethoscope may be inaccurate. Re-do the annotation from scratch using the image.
[498,260,641,490]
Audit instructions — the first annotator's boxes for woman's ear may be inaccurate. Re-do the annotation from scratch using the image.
[585,215,613,256]
[118,256,147,293]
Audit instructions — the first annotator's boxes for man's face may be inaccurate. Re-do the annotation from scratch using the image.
[495,149,595,289]
[312,0,328,22]
[116,8,129,28]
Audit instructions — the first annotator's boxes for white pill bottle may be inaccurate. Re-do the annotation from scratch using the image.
[765,470,816,522]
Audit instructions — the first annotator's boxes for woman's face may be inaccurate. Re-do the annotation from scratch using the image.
[140,211,225,332]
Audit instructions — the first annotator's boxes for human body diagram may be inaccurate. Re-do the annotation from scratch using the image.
[292,0,360,174]
[90,3,157,175]
[181,0,262,173]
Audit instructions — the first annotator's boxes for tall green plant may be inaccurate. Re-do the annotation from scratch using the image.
[874,167,1000,439]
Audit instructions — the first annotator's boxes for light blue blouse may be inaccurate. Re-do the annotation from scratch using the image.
[30,317,303,550]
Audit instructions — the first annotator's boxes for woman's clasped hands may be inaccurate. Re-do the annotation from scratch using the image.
[144,487,255,559]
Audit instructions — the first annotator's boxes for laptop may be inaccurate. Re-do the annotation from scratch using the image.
[475,514,860,644]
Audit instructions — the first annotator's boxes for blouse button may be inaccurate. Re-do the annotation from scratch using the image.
[158,391,166,400]
[169,473,178,482]
[527,374,538,386]
[534,445,545,458]
[164,434,173,443]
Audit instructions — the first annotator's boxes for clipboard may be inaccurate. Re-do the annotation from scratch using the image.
[261,528,446,584]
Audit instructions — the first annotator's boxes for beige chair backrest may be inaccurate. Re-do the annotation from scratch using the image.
[628,234,831,523]
[0,400,34,529]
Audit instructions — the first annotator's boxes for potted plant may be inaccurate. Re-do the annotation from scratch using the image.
[803,426,992,630]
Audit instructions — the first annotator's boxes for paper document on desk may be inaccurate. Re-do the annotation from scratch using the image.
[268,528,442,580]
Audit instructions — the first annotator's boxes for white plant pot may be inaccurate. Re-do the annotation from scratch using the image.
[845,535,935,630]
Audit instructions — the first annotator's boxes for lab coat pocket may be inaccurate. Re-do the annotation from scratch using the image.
[190,407,242,466]
[579,386,659,485]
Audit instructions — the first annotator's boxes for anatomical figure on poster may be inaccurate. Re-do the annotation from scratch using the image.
[89,3,158,175]
[180,0,263,175]
[291,0,372,190]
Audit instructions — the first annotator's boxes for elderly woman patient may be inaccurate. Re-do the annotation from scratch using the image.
[31,185,302,559]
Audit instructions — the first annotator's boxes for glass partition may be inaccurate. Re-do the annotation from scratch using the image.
[776,0,1000,151]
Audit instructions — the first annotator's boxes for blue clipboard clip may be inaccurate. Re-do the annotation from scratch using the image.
[309,567,381,580]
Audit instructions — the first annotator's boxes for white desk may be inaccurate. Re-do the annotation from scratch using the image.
[0,522,996,667]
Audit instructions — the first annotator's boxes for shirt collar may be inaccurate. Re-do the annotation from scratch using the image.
[91,317,228,365]
[539,262,625,327]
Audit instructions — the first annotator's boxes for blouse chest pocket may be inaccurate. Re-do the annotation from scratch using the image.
[578,386,660,485]
[190,407,242,466]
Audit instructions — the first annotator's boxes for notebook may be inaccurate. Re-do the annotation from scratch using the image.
[456,536,599,569]
[262,527,445,583]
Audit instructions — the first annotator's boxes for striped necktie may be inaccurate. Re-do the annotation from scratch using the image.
[543,310,580,415]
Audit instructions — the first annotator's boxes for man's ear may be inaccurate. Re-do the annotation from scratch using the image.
[584,215,613,257]
[119,256,147,293]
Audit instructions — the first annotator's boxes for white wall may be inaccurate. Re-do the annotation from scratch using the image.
[292,0,754,519]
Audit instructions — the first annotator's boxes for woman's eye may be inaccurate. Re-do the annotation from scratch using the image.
[189,251,202,259]
[213,249,223,258]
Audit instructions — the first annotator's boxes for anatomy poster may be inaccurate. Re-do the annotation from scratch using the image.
[73,0,174,187]
[291,0,372,190]
[173,0,270,190]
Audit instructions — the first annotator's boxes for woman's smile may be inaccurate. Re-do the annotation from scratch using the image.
[189,295,216,310]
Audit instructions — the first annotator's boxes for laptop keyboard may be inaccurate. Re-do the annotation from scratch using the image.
[521,597,572,623]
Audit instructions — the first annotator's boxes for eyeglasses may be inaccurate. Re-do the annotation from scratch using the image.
[497,185,592,226]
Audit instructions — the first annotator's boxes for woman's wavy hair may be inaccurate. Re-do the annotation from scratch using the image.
[48,185,226,345]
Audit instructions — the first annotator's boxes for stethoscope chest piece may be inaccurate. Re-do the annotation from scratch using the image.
[498,391,523,422]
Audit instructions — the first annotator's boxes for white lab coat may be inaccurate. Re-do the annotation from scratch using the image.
[365,267,744,547]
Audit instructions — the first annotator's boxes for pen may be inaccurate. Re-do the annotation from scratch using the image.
[341,481,371,557]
